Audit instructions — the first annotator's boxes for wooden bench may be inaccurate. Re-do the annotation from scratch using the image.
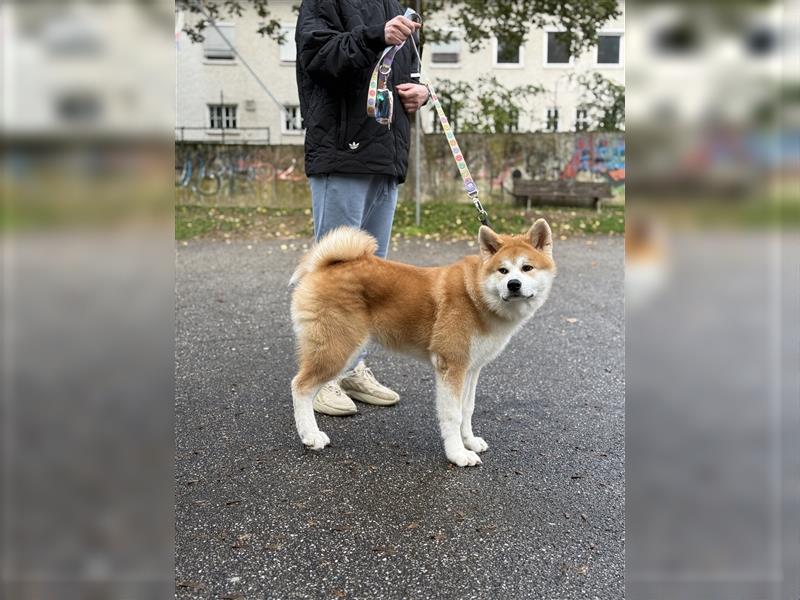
[511,179,613,210]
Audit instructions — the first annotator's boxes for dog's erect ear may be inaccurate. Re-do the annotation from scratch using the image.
[527,219,553,256]
[478,226,502,260]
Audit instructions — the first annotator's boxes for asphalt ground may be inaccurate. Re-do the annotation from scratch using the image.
[175,235,625,599]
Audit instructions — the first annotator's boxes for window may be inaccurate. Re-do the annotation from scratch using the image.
[545,31,571,65]
[575,108,590,132]
[430,30,461,65]
[495,36,523,66]
[597,33,622,65]
[546,108,559,132]
[203,24,235,60]
[56,92,102,123]
[209,104,237,129]
[746,25,776,56]
[505,108,520,133]
[283,105,304,133]
[279,25,296,62]
[655,21,699,55]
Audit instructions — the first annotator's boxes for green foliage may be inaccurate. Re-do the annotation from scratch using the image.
[179,0,621,55]
[421,0,620,55]
[391,202,624,239]
[175,202,625,241]
[433,76,544,134]
[576,73,625,131]
[429,79,473,132]
[177,0,287,43]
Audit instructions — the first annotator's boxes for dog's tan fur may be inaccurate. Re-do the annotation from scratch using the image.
[290,220,556,466]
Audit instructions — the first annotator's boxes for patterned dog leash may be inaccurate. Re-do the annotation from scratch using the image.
[366,9,420,126]
[422,79,490,227]
[366,8,491,228]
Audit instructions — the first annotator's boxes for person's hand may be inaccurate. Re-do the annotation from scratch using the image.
[384,16,421,46]
[396,83,430,114]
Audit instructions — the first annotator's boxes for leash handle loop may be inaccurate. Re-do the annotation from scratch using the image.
[367,8,421,126]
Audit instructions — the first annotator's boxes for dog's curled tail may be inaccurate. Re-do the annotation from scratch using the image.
[290,226,378,285]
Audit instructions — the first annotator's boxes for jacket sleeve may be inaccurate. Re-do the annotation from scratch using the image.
[296,0,388,89]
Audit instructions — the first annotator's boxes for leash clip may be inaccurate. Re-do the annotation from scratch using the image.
[470,194,491,227]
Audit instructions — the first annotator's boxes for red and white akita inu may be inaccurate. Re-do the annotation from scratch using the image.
[289,220,556,467]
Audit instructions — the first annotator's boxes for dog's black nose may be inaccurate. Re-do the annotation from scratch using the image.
[507,279,522,292]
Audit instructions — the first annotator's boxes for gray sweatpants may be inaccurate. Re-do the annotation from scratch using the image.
[309,174,399,259]
[309,173,399,368]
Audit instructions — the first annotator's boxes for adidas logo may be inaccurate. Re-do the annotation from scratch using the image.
[348,141,360,150]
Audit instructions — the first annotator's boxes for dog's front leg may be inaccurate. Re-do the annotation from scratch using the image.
[461,367,488,453]
[434,359,481,467]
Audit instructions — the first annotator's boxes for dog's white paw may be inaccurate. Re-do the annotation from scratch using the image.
[463,436,489,453]
[301,430,330,450]
[447,448,482,467]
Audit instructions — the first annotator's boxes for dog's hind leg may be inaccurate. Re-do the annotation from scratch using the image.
[291,376,329,450]
[291,321,367,450]
[433,356,480,467]
[461,367,488,453]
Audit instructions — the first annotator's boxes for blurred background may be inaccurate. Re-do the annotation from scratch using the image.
[1,0,798,599]
[625,1,798,599]
[1,1,176,599]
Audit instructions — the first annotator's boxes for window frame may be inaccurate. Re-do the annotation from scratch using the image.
[203,22,236,62]
[492,36,524,69]
[429,27,462,68]
[279,24,296,63]
[281,105,304,135]
[506,107,520,133]
[574,107,591,132]
[545,107,560,132]
[208,104,238,129]
[595,29,624,68]
[542,28,575,69]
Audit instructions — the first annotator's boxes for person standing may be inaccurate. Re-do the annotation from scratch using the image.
[295,1,430,416]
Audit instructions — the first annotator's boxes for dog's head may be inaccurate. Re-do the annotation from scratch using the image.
[477,219,556,316]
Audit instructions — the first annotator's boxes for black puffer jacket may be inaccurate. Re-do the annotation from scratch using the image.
[295,0,416,183]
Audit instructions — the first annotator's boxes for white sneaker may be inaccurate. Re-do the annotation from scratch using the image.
[313,381,357,416]
[339,361,400,406]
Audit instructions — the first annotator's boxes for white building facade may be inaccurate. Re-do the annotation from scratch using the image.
[175,0,625,145]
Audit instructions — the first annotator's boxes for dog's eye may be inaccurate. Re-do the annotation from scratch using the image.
[522,265,534,272]
[498,267,509,274]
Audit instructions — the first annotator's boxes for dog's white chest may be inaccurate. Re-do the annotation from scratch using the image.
[469,324,518,368]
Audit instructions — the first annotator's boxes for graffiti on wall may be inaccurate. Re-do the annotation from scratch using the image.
[176,132,626,206]
[561,134,625,184]
[175,143,306,202]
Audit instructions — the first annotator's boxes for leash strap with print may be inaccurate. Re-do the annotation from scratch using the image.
[421,77,489,227]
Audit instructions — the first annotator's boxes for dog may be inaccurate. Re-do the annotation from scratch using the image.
[289,220,556,467]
